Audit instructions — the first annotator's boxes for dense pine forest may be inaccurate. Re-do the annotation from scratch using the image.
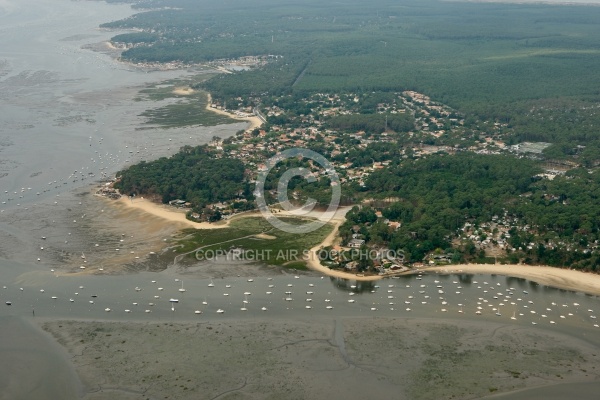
[106,0,600,271]
[104,0,600,145]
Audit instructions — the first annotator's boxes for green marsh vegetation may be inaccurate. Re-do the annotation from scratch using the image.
[134,74,236,128]
[174,216,333,269]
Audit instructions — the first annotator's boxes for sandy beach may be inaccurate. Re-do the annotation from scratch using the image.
[114,195,231,229]
[105,196,381,280]
[423,263,600,296]
[205,93,263,131]
[107,196,600,291]
[304,206,382,281]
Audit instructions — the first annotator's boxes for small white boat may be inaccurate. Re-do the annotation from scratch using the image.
[216,309,224,314]
[105,308,111,312]
[169,298,179,303]
[194,310,202,315]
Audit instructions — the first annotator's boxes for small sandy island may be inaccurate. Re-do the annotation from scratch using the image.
[172,86,195,96]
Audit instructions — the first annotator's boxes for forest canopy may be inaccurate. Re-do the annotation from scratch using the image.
[114,145,250,207]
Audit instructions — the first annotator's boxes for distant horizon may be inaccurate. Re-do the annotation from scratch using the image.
[451,0,600,5]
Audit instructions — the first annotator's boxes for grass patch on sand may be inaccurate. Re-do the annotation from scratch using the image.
[175,216,332,268]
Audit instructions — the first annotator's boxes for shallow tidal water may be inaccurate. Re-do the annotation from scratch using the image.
[0,0,243,215]
[2,0,600,399]
[1,266,599,337]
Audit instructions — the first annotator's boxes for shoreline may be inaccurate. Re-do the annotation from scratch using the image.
[420,263,600,296]
[305,207,382,281]
[106,195,382,280]
[205,93,263,131]
[113,195,232,229]
[105,196,600,292]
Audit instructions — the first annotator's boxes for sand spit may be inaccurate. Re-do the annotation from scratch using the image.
[114,195,231,230]
[42,317,600,400]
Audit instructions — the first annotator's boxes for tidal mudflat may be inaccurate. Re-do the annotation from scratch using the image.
[42,317,600,400]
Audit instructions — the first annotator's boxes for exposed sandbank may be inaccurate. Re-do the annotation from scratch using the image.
[172,86,195,96]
